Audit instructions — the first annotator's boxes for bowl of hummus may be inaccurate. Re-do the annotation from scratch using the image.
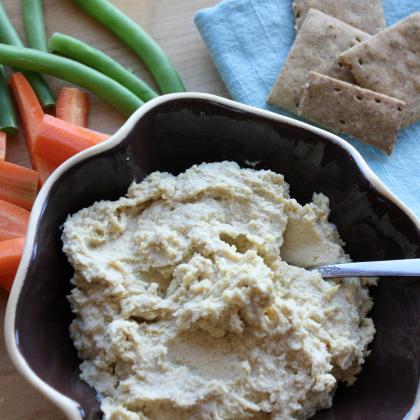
[5,94,420,420]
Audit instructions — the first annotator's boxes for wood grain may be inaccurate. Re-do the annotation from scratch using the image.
[0,0,226,418]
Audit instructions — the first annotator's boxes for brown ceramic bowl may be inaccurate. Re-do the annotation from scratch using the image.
[4,94,420,419]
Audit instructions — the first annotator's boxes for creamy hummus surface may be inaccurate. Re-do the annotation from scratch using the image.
[63,162,375,420]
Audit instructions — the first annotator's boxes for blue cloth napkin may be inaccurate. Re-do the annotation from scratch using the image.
[195,0,420,218]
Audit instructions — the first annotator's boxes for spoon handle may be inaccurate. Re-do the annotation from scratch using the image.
[314,259,420,278]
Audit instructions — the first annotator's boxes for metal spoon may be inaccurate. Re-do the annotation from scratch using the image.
[312,259,420,278]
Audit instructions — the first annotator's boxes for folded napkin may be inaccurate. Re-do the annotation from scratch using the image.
[195,0,420,218]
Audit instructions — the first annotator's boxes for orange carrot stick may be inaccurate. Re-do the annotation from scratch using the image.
[9,73,43,150]
[33,153,55,186]
[34,114,109,168]
[0,237,25,291]
[0,199,30,241]
[0,161,39,210]
[56,87,89,127]
[9,72,52,184]
[0,131,5,160]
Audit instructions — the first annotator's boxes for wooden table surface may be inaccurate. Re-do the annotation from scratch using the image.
[0,0,227,418]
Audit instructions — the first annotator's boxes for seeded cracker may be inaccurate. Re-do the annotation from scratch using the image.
[293,0,385,34]
[339,13,420,127]
[298,72,405,155]
[268,9,370,115]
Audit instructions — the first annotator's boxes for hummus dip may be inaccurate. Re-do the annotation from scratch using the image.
[63,162,375,420]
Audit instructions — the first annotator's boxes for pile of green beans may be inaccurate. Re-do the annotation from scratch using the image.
[73,0,185,94]
[0,44,143,116]
[0,0,186,118]
[48,33,158,103]
[0,1,54,108]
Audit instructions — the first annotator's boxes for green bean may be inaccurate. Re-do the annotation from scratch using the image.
[73,0,185,94]
[0,1,54,108]
[0,65,18,134]
[22,0,48,52]
[48,32,158,102]
[0,2,22,47]
[0,44,143,116]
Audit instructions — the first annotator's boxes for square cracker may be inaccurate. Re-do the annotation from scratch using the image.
[298,72,405,155]
[339,13,420,126]
[293,0,385,34]
[267,9,370,115]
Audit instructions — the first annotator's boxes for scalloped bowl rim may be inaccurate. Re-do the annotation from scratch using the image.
[4,93,420,420]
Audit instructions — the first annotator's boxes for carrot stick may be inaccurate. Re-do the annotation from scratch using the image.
[9,72,53,184]
[0,131,5,160]
[0,161,39,210]
[0,199,30,241]
[34,114,109,168]
[33,153,55,185]
[9,72,42,150]
[0,237,25,291]
[56,87,89,127]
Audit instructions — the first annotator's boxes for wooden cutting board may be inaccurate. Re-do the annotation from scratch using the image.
[0,0,227,418]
